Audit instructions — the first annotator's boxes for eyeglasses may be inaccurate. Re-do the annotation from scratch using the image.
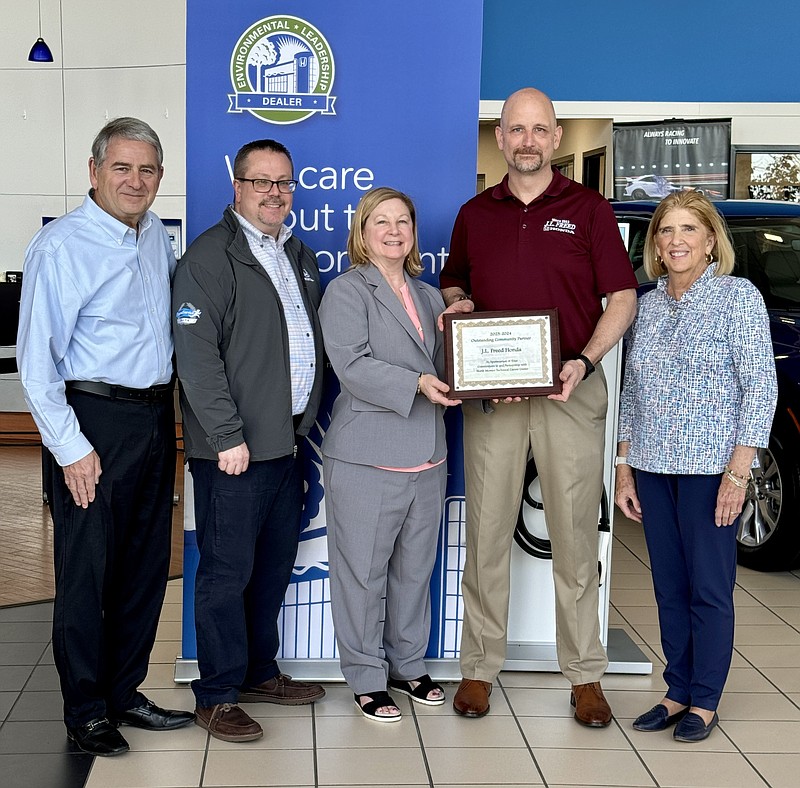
[236,178,298,194]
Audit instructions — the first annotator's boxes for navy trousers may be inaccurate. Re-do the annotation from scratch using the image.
[189,454,303,707]
[50,390,175,727]
[636,471,738,710]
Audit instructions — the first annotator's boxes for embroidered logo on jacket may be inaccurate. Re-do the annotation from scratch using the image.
[176,302,202,325]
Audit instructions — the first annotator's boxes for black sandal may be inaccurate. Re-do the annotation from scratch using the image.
[388,674,446,706]
[354,691,402,722]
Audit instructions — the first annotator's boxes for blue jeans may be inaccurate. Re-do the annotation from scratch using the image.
[189,454,302,707]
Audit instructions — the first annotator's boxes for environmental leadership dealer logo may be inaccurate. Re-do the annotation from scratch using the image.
[228,15,336,125]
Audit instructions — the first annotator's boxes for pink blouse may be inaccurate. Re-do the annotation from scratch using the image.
[378,283,445,473]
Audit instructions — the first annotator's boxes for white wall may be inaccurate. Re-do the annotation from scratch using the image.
[0,0,187,275]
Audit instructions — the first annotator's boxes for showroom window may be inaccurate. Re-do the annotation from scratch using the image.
[733,148,800,202]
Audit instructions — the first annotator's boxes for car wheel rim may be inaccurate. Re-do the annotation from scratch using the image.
[737,448,782,548]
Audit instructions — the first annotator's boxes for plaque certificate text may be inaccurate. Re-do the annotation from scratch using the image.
[443,309,561,399]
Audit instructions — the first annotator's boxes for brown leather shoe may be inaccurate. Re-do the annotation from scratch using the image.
[453,678,492,718]
[238,674,326,705]
[570,682,612,727]
[195,703,263,742]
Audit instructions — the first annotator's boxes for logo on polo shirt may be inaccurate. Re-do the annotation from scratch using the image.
[175,302,202,326]
[543,218,576,234]
[227,15,336,125]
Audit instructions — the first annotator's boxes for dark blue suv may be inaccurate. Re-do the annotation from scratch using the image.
[612,199,800,571]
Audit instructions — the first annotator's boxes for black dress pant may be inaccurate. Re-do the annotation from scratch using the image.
[49,390,176,727]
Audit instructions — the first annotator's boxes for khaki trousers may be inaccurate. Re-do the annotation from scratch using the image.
[459,369,609,685]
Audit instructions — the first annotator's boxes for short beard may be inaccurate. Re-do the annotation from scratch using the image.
[512,149,543,173]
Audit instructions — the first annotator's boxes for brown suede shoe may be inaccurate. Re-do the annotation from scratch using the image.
[238,674,326,705]
[195,703,263,742]
[570,681,612,727]
[453,678,492,718]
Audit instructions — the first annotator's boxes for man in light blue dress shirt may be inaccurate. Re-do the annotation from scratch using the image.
[17,118,194,757]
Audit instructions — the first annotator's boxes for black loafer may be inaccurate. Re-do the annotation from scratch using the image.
[115,699,195,730]
[673,711,719,742]
[67,717,129,756]
[632,703,689,732]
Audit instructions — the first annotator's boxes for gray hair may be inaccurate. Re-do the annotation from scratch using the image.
[91,117,164,167]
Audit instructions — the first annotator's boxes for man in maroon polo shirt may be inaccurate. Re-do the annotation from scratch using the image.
[440,88,637,726]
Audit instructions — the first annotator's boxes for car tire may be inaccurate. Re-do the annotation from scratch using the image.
[632,189,647,199]
[514,456,552,560]
[736,417,800,571]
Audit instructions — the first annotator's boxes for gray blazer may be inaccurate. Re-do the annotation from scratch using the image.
[319,264,448,468]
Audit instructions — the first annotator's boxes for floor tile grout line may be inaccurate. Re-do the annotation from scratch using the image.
[311,701,319,788]
[1,639,50,733]
[731,645,800,714]
[496,679,550,787]
[608,604,666,668]
[198,725,211,788]
[610,535,654,571]
[714,722,774,788]
[408,696,435,788]
[611,710,670,788]
[759,608,800,634]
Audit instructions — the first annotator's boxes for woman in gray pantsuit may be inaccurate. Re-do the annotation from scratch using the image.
[320,187,460,722]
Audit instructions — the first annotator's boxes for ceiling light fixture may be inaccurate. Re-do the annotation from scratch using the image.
[28,0,54,63]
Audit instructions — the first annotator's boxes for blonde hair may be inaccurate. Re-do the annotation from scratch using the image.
[643,191,735,278]
[346,187,423,277]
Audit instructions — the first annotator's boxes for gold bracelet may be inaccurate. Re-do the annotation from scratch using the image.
[416,373,423,395]
[724,470,748,489]
[724,465,749,481]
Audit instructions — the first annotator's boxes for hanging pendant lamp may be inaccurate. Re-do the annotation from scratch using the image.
[28,0,54,62]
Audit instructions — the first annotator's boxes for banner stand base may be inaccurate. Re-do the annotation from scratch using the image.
[504,628,652,675]
[173,628,651,684]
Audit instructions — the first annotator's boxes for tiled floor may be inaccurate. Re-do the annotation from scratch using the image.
[1,446,799,786]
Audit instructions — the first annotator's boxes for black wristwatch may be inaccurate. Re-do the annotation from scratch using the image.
[575,353,595,380]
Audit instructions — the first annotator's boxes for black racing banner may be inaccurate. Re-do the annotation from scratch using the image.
[613,119,731,201]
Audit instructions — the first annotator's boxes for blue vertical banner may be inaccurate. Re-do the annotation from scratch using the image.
[182,1,483,668]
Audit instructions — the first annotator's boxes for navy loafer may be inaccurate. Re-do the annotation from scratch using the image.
[632,703,689,732]
[673,711,719,742]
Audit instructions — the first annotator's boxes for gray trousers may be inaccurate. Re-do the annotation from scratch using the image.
[323,457,446,695]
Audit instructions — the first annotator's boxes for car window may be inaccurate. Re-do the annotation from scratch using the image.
[727,219,800,309]
[616,213,800,308]
[617,217,651,284]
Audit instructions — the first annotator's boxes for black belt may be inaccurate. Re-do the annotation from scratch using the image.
[66,380,174,403]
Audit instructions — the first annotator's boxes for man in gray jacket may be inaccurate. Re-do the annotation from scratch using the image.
[172,139,325,743]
